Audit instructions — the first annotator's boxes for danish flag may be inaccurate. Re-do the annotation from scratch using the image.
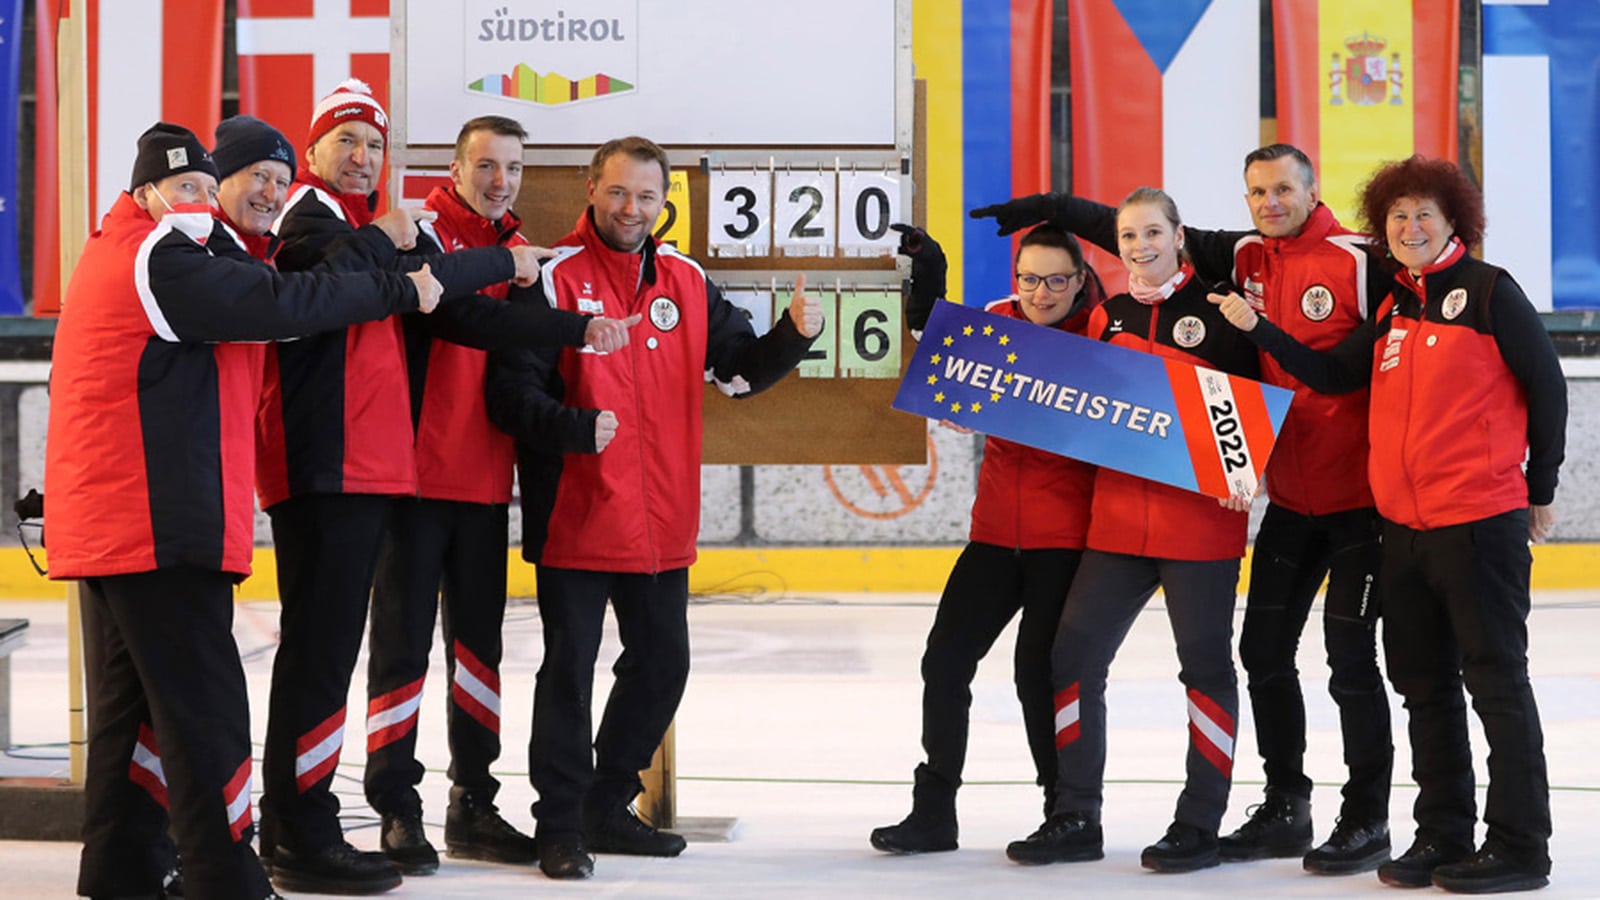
[31,0,225,314]
[237,0,390,200]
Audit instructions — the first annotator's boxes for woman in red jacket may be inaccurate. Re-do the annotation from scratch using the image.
[871,225,1105,854]
[1211,156,1565,894]
[1005,188,1260,873]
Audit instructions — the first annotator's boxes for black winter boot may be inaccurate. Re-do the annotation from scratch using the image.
[1218,789,1312,861]
[869,764,958,854]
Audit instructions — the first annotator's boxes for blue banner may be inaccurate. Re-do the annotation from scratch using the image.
[893,301,1294,499]
[1483,0,1600,309]
[0,0,22,314]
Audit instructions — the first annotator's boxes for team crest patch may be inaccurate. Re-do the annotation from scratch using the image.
[1172,315,1206,348]
[1441,288,1468,320]
[650,296,681,332]
[1301,285,1335,321]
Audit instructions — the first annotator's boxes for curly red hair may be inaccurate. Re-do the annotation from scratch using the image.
[1357,155,1485,254]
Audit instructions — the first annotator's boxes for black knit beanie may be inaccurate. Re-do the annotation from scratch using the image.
[128,122,218,192]
[213,115,297,182]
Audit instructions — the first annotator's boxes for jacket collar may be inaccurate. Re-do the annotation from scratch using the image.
[575,207,659,286]
[295,171,377,228]
[426,185,522,247]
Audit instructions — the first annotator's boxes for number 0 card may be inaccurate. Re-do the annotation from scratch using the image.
[892,301,1293,499]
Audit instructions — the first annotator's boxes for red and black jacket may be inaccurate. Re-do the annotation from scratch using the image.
[255,173,518,508]
[404,186,590,504]
[1047,195,1385,516]
[45,193,418,578]
[1084,267,1260,561]
[966,296,1098,550]
[1247,243,1567,530]
[486,211,816,573]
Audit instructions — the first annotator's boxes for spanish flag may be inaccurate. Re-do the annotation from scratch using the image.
[1273,0,1459,226]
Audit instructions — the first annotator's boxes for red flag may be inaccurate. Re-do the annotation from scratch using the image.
[31,0,62,316]
[237,0,390,204]
[88,0,225,222]
[31,0,222,315]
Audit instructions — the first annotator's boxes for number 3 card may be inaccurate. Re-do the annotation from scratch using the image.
[892,301,1294,499]
[709,171,772,257]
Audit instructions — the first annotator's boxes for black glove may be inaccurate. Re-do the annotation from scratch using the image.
[891,223,947,332]
[968,193,1062,236]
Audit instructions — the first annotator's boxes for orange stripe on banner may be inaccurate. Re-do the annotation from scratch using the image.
[1229,375,1277,482]
[1411,0,1459,160]
[1164,359,1225,497]
[163,0,224,140]
[1272,0,1321,173]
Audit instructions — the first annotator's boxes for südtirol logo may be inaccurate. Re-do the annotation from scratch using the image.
[466,1,640,107]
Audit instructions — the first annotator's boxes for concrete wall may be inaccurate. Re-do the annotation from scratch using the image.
[9,377,1598,545]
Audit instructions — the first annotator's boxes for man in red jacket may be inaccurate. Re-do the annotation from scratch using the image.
[361,114,638,876]
[254,81,559,896]
[486,135,822,880]
[973,144,1394,875]
[49,121,437,900]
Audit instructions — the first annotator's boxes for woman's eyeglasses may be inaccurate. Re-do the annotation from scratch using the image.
[1016,271,1081,292]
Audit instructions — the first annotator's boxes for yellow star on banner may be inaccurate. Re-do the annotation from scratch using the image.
[1003,373,1014,383]
[933,392,945,403]
[998,335,1011,346]
[950,402,963,413]
[943,336,954,346]
[990,391,1002,402]
[926,375,938,385]
[1006,352,1018,364]
[971,402,983,413]
[983,325,994,336]
[930,353,942,364]
[962,325,974,336]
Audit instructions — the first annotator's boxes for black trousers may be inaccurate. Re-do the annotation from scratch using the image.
[1381,510,1550,867]
[78,568,272,900]
[1239,502,1392,821]
[917,542,1081,802]
[528,566,691,838]
[1051,551,1241,833]
[365,498,510,816]
[260,493,390,855]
